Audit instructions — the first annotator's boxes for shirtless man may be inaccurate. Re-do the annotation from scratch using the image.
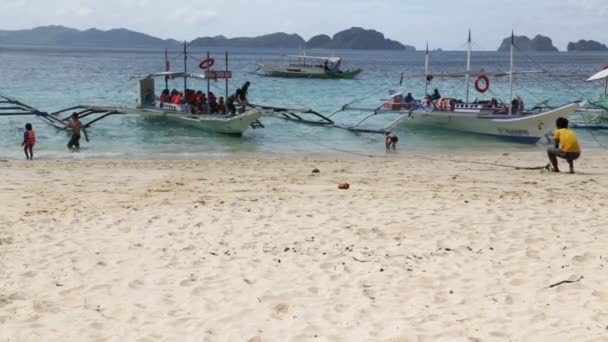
[67,113,83,150]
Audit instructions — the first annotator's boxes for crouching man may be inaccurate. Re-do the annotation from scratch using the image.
[548,117,581,174]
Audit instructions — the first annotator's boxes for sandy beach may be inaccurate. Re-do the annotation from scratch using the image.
[1,152,607,341]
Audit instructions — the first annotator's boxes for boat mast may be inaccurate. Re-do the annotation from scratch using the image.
[206,51,211,97]
[164,48,169,90]
[183,41,187,94]
[225,51,229,99]
[465,29,471,103]
[509,31,514,115]
[424,43,429,96]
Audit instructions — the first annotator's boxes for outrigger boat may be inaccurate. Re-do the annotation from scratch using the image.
[271,32,577,144]
[257,55,363,79]
[0,45,265,137]
[132,70,264,135]
[571,66,608,130]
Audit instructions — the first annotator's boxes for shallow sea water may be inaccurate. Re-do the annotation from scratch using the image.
[1,46,607,160]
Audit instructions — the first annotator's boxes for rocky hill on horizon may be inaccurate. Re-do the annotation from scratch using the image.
[306,27,415,51]
[567,39,608,52]
[0,25,414,51]
[497,35,558,52]
[0,25,180,49]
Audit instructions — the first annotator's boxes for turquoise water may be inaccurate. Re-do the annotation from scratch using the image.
[1,46,607,160]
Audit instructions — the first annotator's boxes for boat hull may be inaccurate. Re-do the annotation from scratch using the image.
[129,106,264,135]
[260,66,362,79]
[389,103,578,143]
[164,110,264,135]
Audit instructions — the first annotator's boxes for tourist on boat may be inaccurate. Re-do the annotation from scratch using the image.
[144,89,154,106]
[172,92,185,105]
[209,92,218,113]
[227,89,242,115]
[510,98,519,113]
[67,113,83,150]
[430,89,441,101]
[185,89,195,105]
[547,117,581,174]
[21,123,35,160]
[516,96,524,113]
[403,92,416,109]
[490,98,498,108]
[159,89,171,103]
[240,82,251,102]
[217,97,227,114]
[422,95,432,107]
[385,132,398,151]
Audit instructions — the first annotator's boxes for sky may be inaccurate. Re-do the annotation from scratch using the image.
[1,0,607,50]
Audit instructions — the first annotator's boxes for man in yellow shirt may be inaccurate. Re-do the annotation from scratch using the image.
[547,117,581,174]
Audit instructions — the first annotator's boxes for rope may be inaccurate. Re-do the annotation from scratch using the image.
[289,127,550,170]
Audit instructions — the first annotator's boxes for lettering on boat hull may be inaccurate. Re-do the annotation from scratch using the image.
[497,128,530,136]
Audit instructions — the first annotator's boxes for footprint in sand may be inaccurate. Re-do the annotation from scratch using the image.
[128,279,145,289]
[20,270,36,278]
[271,303,290,320]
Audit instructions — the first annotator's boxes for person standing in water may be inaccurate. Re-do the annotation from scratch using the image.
[21,123,36,160]
[385,131,398,151]
[67,113,83,150]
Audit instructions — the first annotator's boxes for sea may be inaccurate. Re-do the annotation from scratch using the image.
[1,46,607,160]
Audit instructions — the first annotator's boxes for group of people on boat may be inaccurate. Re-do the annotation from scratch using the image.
[159,89,227,114]
[398,88,525,114]
[156,81,251,115]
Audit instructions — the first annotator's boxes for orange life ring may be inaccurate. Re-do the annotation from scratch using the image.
[199,58,215,70]
[475,75,490,93]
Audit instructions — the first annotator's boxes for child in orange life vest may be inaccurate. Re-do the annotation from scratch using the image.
[22,123,36,160]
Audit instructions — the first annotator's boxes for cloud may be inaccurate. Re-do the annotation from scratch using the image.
[4,0,27,9]
[55,6,93,17]
[123,0,150,7]
[167,8,217,26]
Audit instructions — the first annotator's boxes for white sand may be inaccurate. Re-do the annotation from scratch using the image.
[1,152,607,341]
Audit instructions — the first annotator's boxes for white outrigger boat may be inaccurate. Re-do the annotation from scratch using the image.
[257,55,362,79]
[132,70,264,135]
[129,45,264,135]
[0,45,265,136]
[347,32,577,143]
[572,66,608,130]
[268,32,577,143]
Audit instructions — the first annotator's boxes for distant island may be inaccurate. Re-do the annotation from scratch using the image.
[189,33,306,49]
[191,27,413,51]
[497,35,558,52]
[567,40,608,52]
[0,25,413,51]
[306,27,414,51]
[0,25,180,49]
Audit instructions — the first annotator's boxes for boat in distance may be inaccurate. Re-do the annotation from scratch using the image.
[258,55,363,79]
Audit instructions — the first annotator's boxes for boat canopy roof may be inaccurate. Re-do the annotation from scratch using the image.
[587,68,608,82]
[132,71,209,80]
[288,55,341,63]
